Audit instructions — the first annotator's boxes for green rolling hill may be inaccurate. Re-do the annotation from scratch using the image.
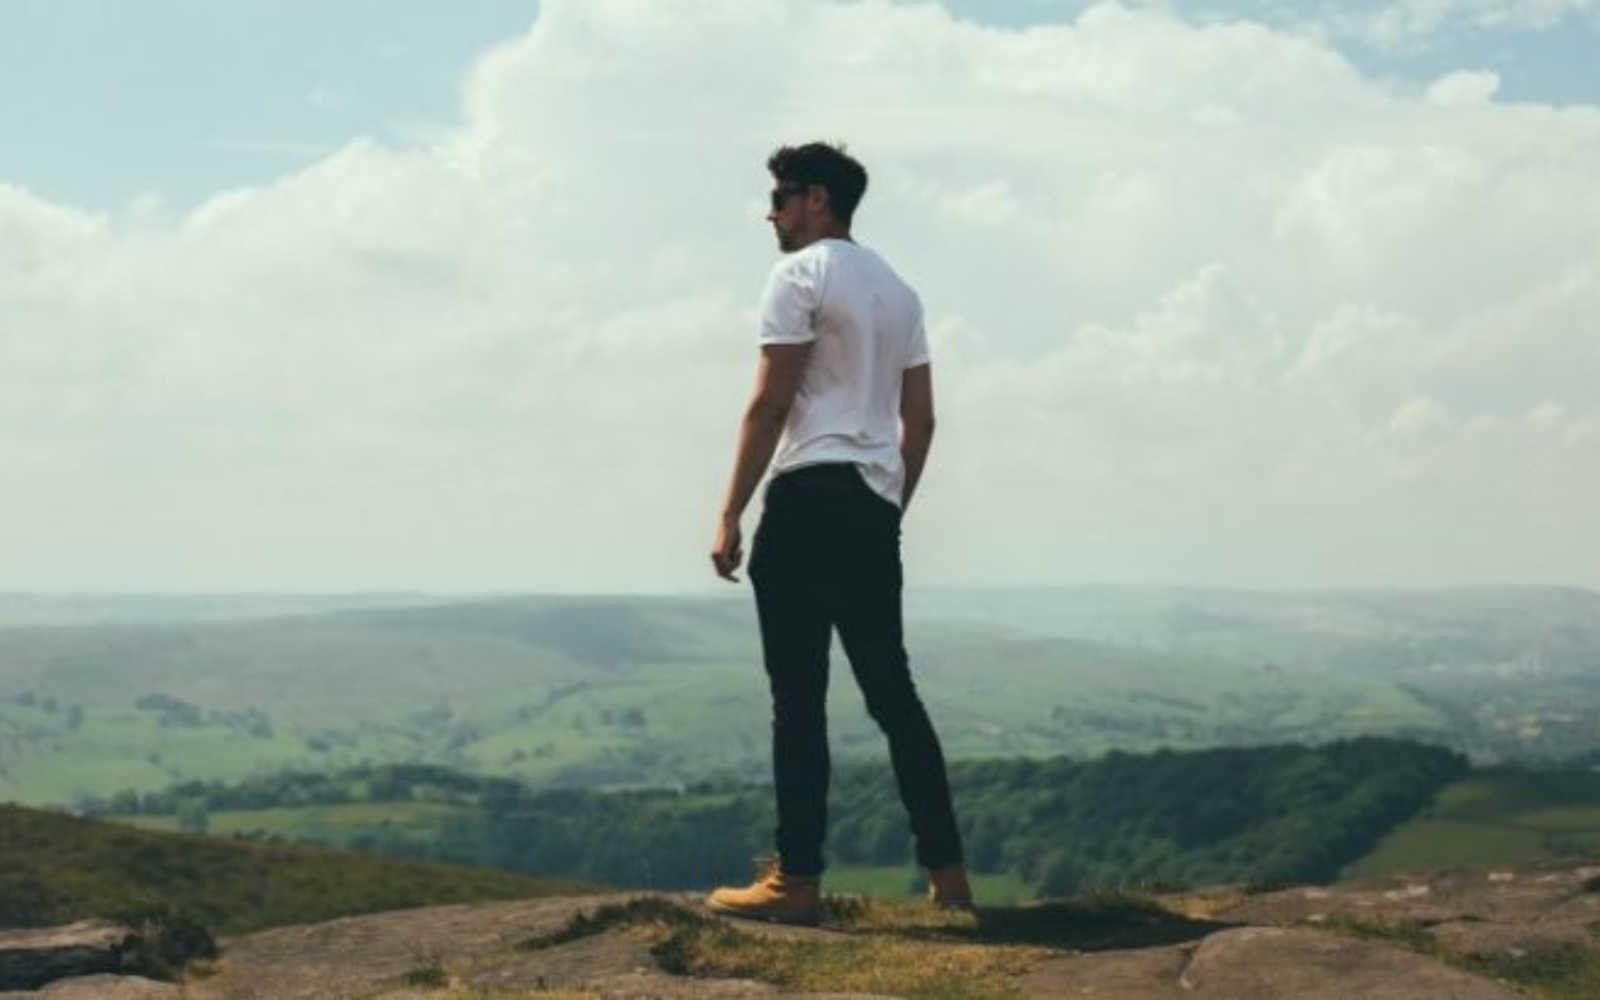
[1,587,1597,808]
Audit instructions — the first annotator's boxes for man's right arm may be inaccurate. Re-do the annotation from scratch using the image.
[900,363,936,511]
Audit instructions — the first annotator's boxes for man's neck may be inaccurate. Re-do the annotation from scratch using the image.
[790,219,853,252]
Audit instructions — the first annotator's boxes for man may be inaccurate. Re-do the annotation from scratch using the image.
[706,142,971,926]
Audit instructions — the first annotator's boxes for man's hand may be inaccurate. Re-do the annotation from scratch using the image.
[711,518,744,582]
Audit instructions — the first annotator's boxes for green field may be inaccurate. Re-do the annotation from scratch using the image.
[4,588,1599,809]
[1345,768,1600,878]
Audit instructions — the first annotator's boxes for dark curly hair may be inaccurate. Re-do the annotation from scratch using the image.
[767,141,869,224]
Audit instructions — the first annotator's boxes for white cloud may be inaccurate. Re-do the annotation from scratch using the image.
[0,183,106,273]
[1426,69,1502,104]
[1293,0,1600,50]
[2,0,1598,591]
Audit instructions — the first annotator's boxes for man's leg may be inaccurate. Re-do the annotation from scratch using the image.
[748,489,834,877]
[831,487,965,873]
[713,480,838,921]
[706,482,832,925]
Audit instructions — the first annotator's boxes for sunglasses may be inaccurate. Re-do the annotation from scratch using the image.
[769,184,811,211]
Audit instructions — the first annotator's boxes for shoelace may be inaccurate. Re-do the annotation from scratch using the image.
[752,854,783,883]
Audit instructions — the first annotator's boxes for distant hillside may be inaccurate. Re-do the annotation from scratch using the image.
[0,591,451,628]
[909,584,1600,676]
[0,802,601,934]
[2,586,1598,807]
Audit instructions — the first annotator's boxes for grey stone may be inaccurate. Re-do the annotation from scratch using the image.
[1015,926,1529,999]
[1016,944,1192,998]
[1176,926,1524,999]
[1219,864,1600,933]
[34,973,179,997]
[0,919,135,990]
[187,893,648,999]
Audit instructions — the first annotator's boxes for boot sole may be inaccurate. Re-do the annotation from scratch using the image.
[704,897,821,927]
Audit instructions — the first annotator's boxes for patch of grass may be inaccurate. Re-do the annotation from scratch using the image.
[379,987,599,999]
[1327,916,1600,999]
[403,990,600,999]
[1145,885,1253,921]
[117,908,219,982]
[1325,915,1438,954]
[401,956,451,988]
[660,926,1037,999]
[521,897,710,952]
[1461,944,1600,1000]
[0,803,604,935]
[521,892,1224,999]
[1582,875,1600,893]
[524,896,1040,998]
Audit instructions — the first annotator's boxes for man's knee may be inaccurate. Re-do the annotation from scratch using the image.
[771,682,829,725]
[860,677,927,730]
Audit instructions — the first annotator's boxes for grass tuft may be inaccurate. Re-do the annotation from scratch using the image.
[400,960,450,988]
[518,891,1224,999]
[1327,916,1600,999]
[1461,944,1600,1000]
[112,907,219,982]
[520,896,706,951]
[1325,915,1438,953]
[392,989,600,999]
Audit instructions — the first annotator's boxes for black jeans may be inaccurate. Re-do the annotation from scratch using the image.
[748,463,964,877]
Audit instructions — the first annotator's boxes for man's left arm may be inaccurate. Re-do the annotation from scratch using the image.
[899,363,936,511]
[710,343,812,581]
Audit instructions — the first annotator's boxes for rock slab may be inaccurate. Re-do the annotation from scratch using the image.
[0,920,135,990]
[1017,926,1527,999]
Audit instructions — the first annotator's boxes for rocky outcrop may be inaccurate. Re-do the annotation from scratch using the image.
[1018,862,1599,998]
[0,920,138,991]
[9,863,1598,997]
[1019,924,1525,998]
[1216,861,1600,963]
[2,974,178,998]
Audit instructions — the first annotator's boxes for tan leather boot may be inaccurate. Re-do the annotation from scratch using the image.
[706,856,822,926]
[927,863,974,910]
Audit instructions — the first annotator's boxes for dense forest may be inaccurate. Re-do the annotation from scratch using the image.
[95,738,1466,894]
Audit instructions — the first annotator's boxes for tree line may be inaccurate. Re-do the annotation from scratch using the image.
[90,738,1467,894]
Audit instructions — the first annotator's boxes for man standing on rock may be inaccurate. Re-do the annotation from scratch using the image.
[706,142,971,925]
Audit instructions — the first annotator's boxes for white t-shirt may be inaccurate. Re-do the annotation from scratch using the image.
[758,238,930,507]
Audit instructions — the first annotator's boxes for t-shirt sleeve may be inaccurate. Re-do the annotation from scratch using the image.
[757,253,820,345]
[904,297,931,369]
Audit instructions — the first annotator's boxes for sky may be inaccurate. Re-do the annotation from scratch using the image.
[1,0,1597,594]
